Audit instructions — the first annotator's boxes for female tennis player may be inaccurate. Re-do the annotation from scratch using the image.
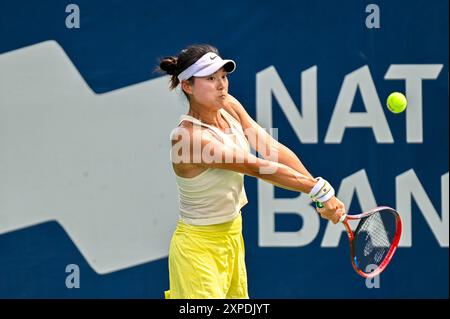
[158,44,345,299]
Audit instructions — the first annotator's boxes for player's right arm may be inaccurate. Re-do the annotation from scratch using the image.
[171,126,345,223]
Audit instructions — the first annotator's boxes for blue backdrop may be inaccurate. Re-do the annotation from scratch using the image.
[0,0,448,298]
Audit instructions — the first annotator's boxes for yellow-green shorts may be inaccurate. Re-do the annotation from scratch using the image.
[165,213,249,299]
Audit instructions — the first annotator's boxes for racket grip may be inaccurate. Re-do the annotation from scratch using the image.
[316,202,347,223]
[338,213,347,223]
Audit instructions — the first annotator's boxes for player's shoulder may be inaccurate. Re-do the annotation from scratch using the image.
[170,121,215,145]
[223,94,256,130]
[170,121,190,145]
[222,95,245,125]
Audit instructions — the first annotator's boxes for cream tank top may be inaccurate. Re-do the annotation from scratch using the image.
[170,108,250,226]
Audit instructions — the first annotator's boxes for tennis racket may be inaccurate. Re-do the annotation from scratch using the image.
[316,202,402,278]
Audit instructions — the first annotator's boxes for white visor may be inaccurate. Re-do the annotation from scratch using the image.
[177,52,236,82]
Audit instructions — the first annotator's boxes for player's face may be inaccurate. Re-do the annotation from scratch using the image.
[188,68,229,109]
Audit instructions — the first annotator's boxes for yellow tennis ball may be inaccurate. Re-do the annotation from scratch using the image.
[387,92,407,114]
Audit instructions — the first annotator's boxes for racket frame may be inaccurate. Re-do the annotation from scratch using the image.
[342,206,402,278]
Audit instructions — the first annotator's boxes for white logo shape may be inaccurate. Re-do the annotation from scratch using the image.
[0,41,184,274]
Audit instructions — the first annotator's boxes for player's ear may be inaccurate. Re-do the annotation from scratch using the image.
[181,80,193,95]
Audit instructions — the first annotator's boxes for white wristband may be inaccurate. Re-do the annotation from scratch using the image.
[309,177,325,199]
[315,186,335,203]
[309,177,335,203]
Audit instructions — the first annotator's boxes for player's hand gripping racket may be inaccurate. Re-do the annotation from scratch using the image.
[316,202,402,278]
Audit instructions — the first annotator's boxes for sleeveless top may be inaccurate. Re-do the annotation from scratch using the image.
[170,108,250,226]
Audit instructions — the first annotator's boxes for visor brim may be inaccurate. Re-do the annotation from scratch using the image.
[193,59,236,77]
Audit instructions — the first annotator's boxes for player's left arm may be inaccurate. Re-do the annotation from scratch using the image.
[224,94,314,180]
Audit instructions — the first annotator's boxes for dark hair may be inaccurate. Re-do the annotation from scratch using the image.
[156,44,219,91]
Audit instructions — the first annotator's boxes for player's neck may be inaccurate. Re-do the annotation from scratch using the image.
[187,106,223,127]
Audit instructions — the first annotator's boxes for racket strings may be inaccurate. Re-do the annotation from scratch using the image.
[353,211,397,272]
[360,213,391,248]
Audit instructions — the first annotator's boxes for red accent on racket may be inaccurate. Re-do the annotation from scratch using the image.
[316,202,402,278]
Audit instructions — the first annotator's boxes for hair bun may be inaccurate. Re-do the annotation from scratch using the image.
[159,56,178,76]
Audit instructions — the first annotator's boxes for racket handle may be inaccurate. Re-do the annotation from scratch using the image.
[315,202,347,223]
[338,213,347,223]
